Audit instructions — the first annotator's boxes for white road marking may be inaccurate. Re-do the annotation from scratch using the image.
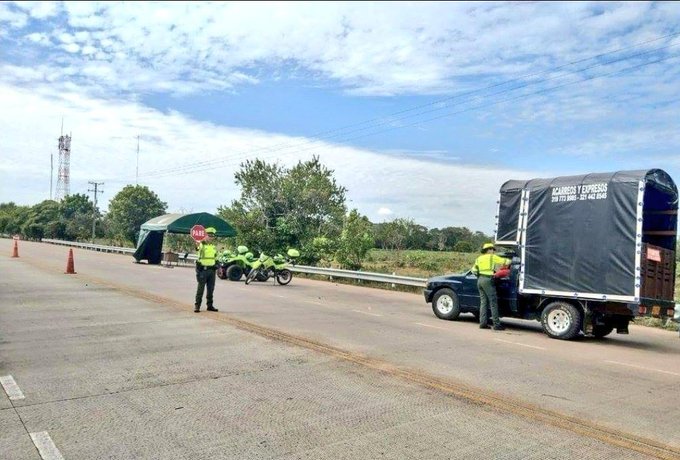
[415,322,447,330]
[604,360,680,377]
[494,338,546,350]
[352,309,383,317]
[30,432,64,460]
[0,375,25,400]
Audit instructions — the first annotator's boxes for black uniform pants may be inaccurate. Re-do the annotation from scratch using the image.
[195,266,216,308]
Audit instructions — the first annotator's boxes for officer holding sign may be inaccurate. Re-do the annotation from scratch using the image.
[194,226,219,313]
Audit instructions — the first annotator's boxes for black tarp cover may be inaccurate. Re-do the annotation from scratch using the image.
[133,213,237,264]
[496,170,677,301]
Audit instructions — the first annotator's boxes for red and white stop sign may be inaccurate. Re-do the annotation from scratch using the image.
[190,225,206,242]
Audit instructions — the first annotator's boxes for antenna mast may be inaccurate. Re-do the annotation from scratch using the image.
[55,120,71,200]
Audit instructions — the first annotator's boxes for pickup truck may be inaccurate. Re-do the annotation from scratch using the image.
[425,169,679,340]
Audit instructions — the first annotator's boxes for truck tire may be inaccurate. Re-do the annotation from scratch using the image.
[592,324,614,338]
[541,301,582,340]
[226,264,243,281]
[432,288,460,320]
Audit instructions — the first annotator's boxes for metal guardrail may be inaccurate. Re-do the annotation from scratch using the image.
[291,265,427,287]
[42,239,138,255]
[40,239,428,287]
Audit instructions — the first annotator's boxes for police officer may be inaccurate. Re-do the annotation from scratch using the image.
[194,227,219,313]
[472,243,510,330]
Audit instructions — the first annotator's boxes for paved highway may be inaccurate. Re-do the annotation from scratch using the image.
[1,239,679,459]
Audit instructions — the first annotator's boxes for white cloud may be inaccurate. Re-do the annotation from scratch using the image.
[3,2,679,98]
[25,32,50,45]
[14,1,59,19]
[377,207,393,217]
[0,2,27,29]
[62,43,80,54]
[2,1,679,234]
[551,126,680,158]
[0,81,537,232]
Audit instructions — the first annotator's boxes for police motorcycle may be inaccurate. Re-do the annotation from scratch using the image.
[216,245,257,281]
[244,249,300,285]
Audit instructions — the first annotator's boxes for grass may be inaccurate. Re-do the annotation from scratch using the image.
[631,316,679,331]
[362,249,476,278]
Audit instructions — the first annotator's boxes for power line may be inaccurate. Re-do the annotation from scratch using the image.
[134,32,680,177]
[135,32,680,180]
[138,45,680,180]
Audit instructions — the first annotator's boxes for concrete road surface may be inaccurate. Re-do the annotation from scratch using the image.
[1,239,679,459]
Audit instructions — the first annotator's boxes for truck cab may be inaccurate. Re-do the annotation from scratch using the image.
[424,251,521,319]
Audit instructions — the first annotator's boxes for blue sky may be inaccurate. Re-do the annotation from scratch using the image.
[1,1,680,232]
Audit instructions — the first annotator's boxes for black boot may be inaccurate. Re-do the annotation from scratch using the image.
[194,305,200,313]
[207,306,219,312]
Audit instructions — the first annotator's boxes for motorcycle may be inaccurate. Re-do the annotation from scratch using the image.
[245,249,299,285]
[216,245,256,281]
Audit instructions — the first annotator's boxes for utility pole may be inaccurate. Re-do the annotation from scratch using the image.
[136,135,140,185]
[88,181,104,241]
[50,153,53,200]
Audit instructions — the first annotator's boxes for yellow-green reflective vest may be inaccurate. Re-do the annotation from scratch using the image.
[197,242,217,267]
[472,254,510,276]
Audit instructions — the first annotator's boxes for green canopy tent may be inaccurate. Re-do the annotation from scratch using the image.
[133,212,237,264]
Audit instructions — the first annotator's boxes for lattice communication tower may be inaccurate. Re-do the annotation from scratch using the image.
[55,133,71,200]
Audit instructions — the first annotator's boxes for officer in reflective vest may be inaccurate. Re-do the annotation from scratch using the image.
[194,227,219,313]
[472,243,510,330]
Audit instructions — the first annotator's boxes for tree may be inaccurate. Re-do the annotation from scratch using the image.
[375,218,412,251]
[309,236,336,267]
[0,203,30,235]
[335,209,374,270]
[21,200,59,240]
[453,240,476,253]
[57,194,99,240]
[60,194,94,219]
[108,185,167,245]
[219,156,347,262]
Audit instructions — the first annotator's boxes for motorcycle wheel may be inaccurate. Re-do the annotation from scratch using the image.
[226,264,243,281]
[216,265,227,280]
[245,268,258,285]
[276,269,293,285]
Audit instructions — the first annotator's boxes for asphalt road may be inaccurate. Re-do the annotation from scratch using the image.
[1,239,679,459]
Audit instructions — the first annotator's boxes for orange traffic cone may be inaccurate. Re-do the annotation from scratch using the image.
[11,240,19,258]
[65,248,76,274]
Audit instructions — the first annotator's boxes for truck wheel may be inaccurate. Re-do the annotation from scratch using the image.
[226,265,243,281]
[541,301,582,340]
[432,289,460,320]
[592,324,614,338]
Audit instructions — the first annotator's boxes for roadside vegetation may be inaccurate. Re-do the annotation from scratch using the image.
[362,249,476,278]
[1,156,677,331]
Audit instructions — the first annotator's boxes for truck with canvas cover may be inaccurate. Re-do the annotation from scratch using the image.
[424,169,679,340]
